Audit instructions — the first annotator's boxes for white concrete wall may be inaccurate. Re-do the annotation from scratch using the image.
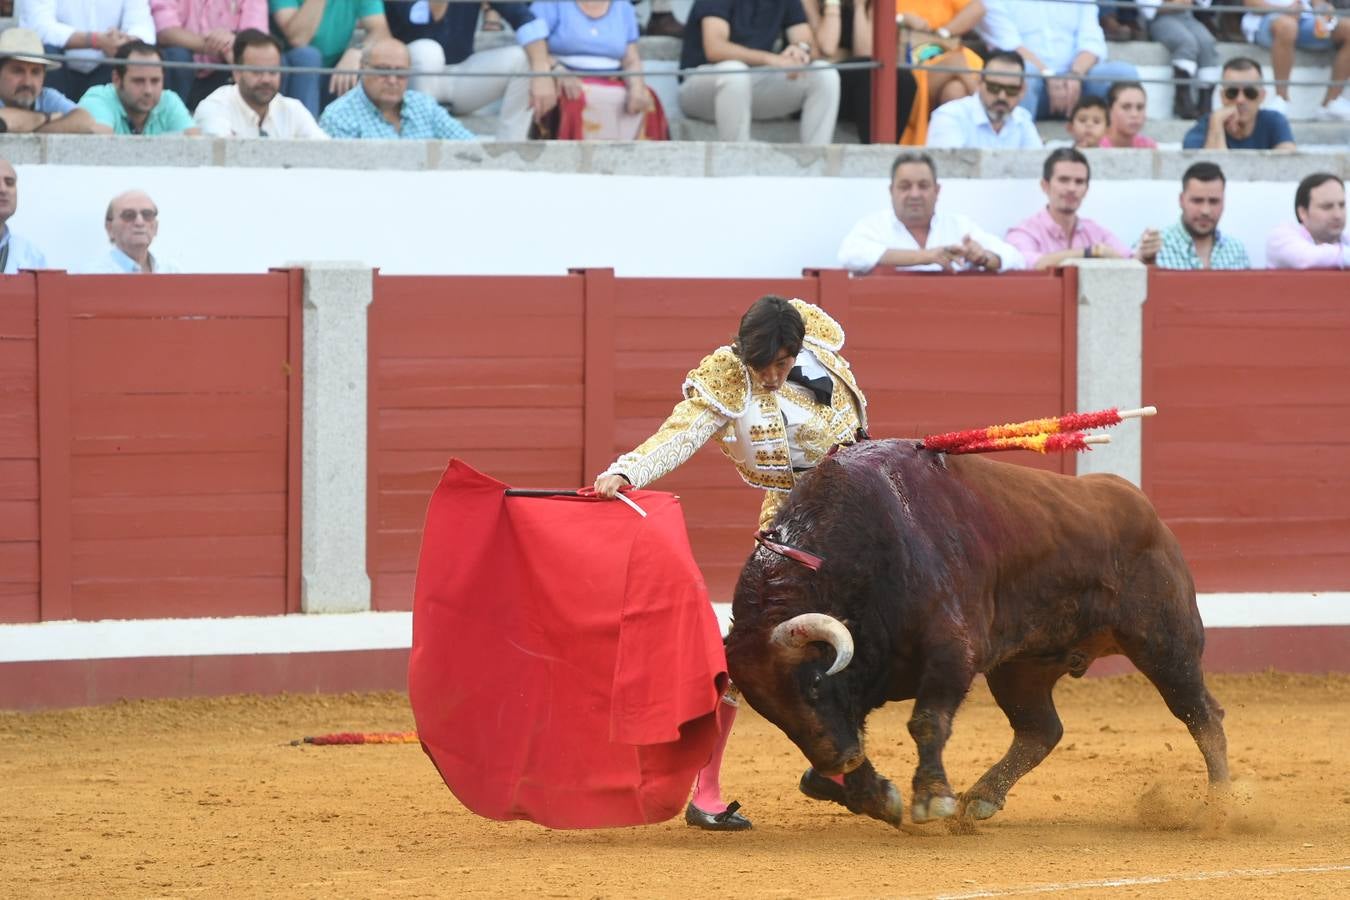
[7,152,1342,276]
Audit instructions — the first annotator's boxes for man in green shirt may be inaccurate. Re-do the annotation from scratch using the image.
[77,42,198,135]
[270,0,392,104]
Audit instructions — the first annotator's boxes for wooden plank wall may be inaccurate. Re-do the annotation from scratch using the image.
[51,272,297,621]
[1143,271,1350,592]
[0,276,39,623]
[368,275,587,610]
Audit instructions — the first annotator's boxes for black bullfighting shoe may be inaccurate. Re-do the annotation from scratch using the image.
[798,768,847,806]
[684,800,752,831]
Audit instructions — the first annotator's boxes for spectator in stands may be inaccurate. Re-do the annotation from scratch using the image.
[1267,172,1349,268]
[319,37,476,139]
[77,41,200,134]
[1005,148,1161,269]
[518,1,668,141]
[1100,80,1156,147]
[387,2,538,141]
[1183,57,1296,150]
[1240,0,1350,120]
[1138,0,1219,119]
[802,0,919,143]
[19,0,157,100]
[677,0,841,145]
[193,29,327,137]
[926,50,1042,148]
[1156,161,1249,270]
[0,158,49,273]
[1065,94,1107,147]
[152,0,268,112]
[0,27,109,133]
[645,0,685,37]
[978,0,1138,120]
[838,152,1023,273]
[270,0,392,114]
[86,189,178,273]
[828,0,987,145]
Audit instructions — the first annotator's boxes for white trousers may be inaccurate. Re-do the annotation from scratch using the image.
[677,60,841,145]
[407,41,533,141]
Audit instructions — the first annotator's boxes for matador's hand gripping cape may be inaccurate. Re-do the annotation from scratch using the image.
[409,459,728,829]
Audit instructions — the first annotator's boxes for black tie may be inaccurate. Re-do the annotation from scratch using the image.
[787,366,833,405]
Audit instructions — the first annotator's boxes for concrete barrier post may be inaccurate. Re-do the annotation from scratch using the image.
[300,262,373,613]
[1069,259,1148,486]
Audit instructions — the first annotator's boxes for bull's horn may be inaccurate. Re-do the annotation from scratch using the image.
[770,614,854,676]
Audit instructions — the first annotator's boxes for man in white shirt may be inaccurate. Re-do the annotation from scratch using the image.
[19,0,157,101]
[85,189,179,273]
[194,29,327,139]
[978,0,1138,120]
[837,152,1024,275]
[1267,172,1349,269]
[0,158,49,273]
[926,51,1043,150]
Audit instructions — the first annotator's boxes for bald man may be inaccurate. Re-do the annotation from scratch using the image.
[84,189,178,273]
[319,38,476,140]
[0,158,50,273]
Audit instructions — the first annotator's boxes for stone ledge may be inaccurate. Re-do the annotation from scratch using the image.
[2,133,1345,181]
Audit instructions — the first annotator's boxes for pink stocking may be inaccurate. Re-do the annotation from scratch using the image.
[690,695,738,813]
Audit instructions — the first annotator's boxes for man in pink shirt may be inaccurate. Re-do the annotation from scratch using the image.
[1006,148,1161,270]
[152,0,268,109]
[1267,173,1349,270]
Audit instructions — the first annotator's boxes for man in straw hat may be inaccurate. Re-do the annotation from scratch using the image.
[0,28,108,133]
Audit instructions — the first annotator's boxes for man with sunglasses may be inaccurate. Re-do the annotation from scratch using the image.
[926,51,1042,149]
[1183,57,1296,150]
[85,189,179,273]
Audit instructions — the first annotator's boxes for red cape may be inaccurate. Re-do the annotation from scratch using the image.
[409,460,727,828]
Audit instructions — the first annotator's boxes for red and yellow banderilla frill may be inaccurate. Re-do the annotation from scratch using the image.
[921,406,1156,456]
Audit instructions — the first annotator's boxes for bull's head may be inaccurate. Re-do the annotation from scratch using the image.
[727,551,867,776]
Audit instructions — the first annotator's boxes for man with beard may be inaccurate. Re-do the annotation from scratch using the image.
[1266,173,1349,269]
[1156,162,1250,270]
[194,30,326,138]
[925,51,1042,149]
[838,152,1023,274]
[0,28,108,134]
[1183,57,1296,151]
[1006,148,1161,270]
[77,42,199,134]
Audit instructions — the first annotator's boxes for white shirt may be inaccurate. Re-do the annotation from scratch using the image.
[925,94,1043,150]
[193,84,330,139]
[19,0,157,74]
[838,208,1026,274]
[978,0,1107,74]
[82,244,179,273]
[0,228,50,273]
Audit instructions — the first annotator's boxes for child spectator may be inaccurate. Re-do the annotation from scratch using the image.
[1100,80,1157,147]
[1066,94,1107,148]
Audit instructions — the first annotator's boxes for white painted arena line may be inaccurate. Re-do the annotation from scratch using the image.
[0,593,1347,664]
[933,863,1350,899]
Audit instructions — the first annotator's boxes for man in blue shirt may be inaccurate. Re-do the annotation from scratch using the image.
[1183,57,1297,151]
[0,27,108,134]
[926,51,1043,149]
[320,37,476,140]
[78,42,200,135]
[0,158,50,274]
[387,2,541,140]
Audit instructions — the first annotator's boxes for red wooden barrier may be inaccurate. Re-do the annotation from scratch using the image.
[0,272,301,623]
[368,271,1075,605]
[1142,270,1350,592]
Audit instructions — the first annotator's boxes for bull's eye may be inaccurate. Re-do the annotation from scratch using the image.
[805,670,824,703]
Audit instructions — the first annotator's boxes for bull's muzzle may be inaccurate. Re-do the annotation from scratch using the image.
[770,613,854,675]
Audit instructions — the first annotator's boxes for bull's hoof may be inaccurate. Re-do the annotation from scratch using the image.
[911,795,957,824]
[798,768,847,807]
[878,781,905,827]
[966,798,1000,820]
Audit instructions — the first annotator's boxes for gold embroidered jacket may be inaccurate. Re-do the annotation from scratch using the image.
[601,300,868,528]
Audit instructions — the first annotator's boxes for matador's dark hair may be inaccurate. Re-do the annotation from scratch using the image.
[733,295,805,370]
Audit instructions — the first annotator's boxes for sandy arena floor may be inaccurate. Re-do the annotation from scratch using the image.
[1,672,1347,899]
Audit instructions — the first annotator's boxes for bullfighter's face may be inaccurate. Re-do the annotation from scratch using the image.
[750,348,797,392]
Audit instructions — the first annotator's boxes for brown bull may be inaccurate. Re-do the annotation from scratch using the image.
[726,439,1230,826]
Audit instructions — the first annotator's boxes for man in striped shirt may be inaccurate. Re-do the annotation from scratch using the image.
[1155,161,1250,270]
